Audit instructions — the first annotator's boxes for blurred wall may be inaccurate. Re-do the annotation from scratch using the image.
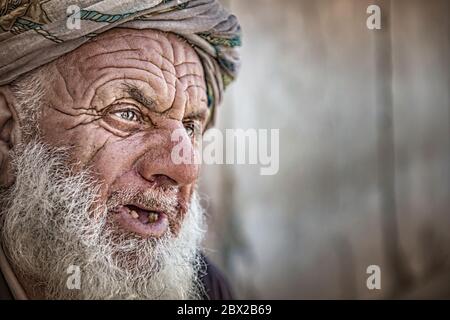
[200,0,450,299]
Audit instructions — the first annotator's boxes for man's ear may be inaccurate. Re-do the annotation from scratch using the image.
[0,85,21,187]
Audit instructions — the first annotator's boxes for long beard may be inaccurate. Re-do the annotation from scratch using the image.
[0,141,207,299]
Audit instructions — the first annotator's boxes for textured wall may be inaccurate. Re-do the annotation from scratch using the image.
[200,0,450,299]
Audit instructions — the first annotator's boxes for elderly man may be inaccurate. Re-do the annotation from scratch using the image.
[0,0,240,300]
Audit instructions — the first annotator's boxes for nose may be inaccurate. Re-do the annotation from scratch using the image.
[136,123,199,188]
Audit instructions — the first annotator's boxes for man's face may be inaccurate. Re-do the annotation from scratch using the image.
[0,28,209,299]
[38,28,208,238]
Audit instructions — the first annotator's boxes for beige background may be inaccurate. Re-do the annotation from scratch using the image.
[200,0,450,299]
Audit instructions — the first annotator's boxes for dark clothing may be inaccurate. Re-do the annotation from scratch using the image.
[200,255,234,300]
[0,268,11,300]
[0,254,233,300]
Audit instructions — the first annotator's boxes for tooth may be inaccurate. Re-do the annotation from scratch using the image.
[148,212,158,223]
[130,210,139,219]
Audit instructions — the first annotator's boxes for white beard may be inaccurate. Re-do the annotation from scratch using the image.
[0,141,207,299]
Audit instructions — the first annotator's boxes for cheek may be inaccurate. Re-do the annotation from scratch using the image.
[39,108,77,146]
[83,132,145,183]
[38,106,104,161]
[40,114,139,188]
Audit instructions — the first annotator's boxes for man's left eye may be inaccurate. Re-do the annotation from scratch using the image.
[184,121,198,137]
[115,110,140,122]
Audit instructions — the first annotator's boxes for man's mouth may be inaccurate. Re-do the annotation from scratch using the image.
[113,204,169,238]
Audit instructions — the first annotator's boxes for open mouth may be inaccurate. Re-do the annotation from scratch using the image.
[113,204,169,238]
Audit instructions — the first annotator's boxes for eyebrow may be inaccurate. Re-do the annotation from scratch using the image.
[184,109,209,122]
[123,83,156,111]
[122,83,209,121]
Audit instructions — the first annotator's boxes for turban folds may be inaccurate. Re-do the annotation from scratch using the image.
[0,0,241,123]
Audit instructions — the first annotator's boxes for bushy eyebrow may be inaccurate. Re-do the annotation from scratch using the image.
[123,83,156,111]
[184,109,208,122]
[122,82,209,122]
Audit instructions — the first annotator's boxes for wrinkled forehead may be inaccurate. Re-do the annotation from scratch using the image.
[63,28,201,67]
[48,28,207,114]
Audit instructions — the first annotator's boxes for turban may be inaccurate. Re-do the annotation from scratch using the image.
[0,0,241,123]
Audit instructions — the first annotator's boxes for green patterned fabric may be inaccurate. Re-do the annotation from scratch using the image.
[0,0,241,120]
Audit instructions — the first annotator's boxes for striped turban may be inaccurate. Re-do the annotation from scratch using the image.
[0,0,241,123]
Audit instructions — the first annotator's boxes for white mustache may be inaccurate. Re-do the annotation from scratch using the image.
[107,187,179,217]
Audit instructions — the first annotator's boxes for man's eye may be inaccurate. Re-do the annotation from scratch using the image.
[184,121,198,137]
[115,110,140,122]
